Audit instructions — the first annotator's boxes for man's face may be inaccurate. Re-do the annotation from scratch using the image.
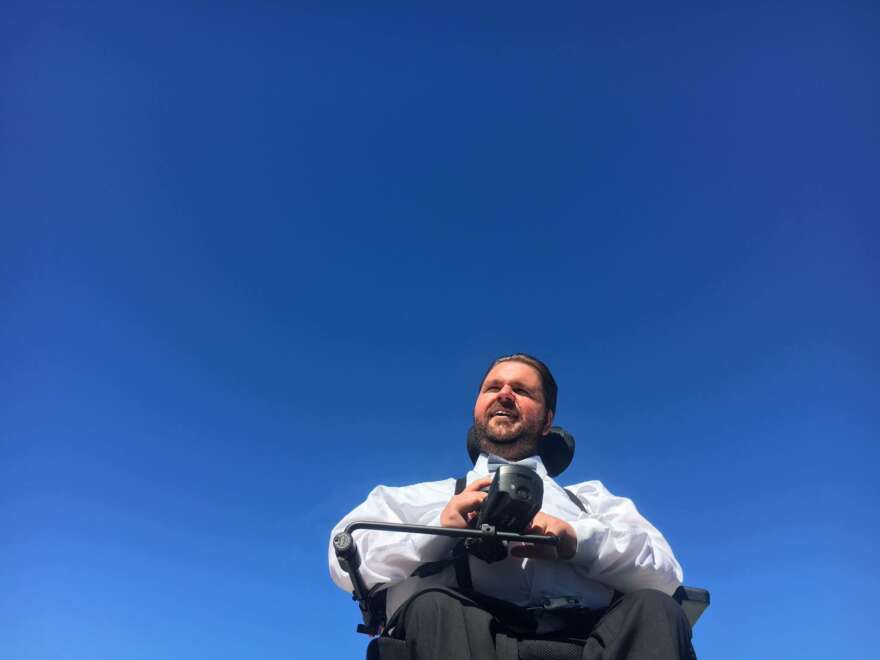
[473,361,553,456]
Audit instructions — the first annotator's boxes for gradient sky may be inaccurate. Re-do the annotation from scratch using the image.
[2,3,878,659]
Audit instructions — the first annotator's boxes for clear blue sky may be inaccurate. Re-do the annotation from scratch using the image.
[2,3,877,659]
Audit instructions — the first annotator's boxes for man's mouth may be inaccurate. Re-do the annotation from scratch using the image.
[490,410,518,420]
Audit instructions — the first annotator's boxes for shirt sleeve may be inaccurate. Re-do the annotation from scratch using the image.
[328,479,457,593]
[565,480,684,595]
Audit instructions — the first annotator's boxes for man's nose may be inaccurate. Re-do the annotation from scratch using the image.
[496,385,515,403]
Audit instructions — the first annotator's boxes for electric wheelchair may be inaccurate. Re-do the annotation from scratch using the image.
[333,427,710,659]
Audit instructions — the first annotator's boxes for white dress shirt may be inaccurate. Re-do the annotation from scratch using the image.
[328,454,683,619]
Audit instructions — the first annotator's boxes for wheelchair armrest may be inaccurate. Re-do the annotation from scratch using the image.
[672,585,710,628]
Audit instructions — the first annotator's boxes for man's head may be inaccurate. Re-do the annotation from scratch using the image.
[472,354,557,462]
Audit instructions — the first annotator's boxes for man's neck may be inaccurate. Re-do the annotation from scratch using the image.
[478,439,539,463]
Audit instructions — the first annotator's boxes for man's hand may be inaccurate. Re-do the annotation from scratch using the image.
[510,512,577,560]
[440,476,493,529]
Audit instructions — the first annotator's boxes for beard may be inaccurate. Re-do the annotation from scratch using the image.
[472,416,544,462]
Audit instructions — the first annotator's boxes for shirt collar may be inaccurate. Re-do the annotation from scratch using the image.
[474,453,548,478]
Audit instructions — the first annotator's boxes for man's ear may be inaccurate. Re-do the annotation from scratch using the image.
[542,409,555,435]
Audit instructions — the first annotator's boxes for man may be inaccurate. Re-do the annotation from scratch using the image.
[329,354,695,659]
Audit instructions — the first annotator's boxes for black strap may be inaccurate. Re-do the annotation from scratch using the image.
[564,487,588,514]
[410,477,471,584]
[452,476,473,590]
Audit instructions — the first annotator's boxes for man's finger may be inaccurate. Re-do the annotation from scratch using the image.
[441,488,489,528]
[523,521,548,536]
[515,513,577,560]
[456,491,488,512]
[464,476,493,492]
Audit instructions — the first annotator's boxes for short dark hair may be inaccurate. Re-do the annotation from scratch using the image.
[478,353,558,414]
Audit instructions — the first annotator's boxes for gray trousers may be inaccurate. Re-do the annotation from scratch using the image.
[389,587,696,660]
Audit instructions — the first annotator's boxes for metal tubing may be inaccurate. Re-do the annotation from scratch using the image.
[342,520,560,546]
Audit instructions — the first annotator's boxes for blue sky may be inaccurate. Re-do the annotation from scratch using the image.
[2,2,877,659]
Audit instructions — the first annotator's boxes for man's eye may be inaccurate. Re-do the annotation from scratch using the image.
[515,388,530,396]
[485,386,500,392]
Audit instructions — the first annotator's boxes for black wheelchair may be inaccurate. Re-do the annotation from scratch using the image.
[333,427,711,659]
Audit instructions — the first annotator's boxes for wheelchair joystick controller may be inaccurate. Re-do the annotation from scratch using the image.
[466,464,544,562]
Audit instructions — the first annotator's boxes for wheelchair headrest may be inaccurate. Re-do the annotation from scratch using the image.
[466,425,575,477]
